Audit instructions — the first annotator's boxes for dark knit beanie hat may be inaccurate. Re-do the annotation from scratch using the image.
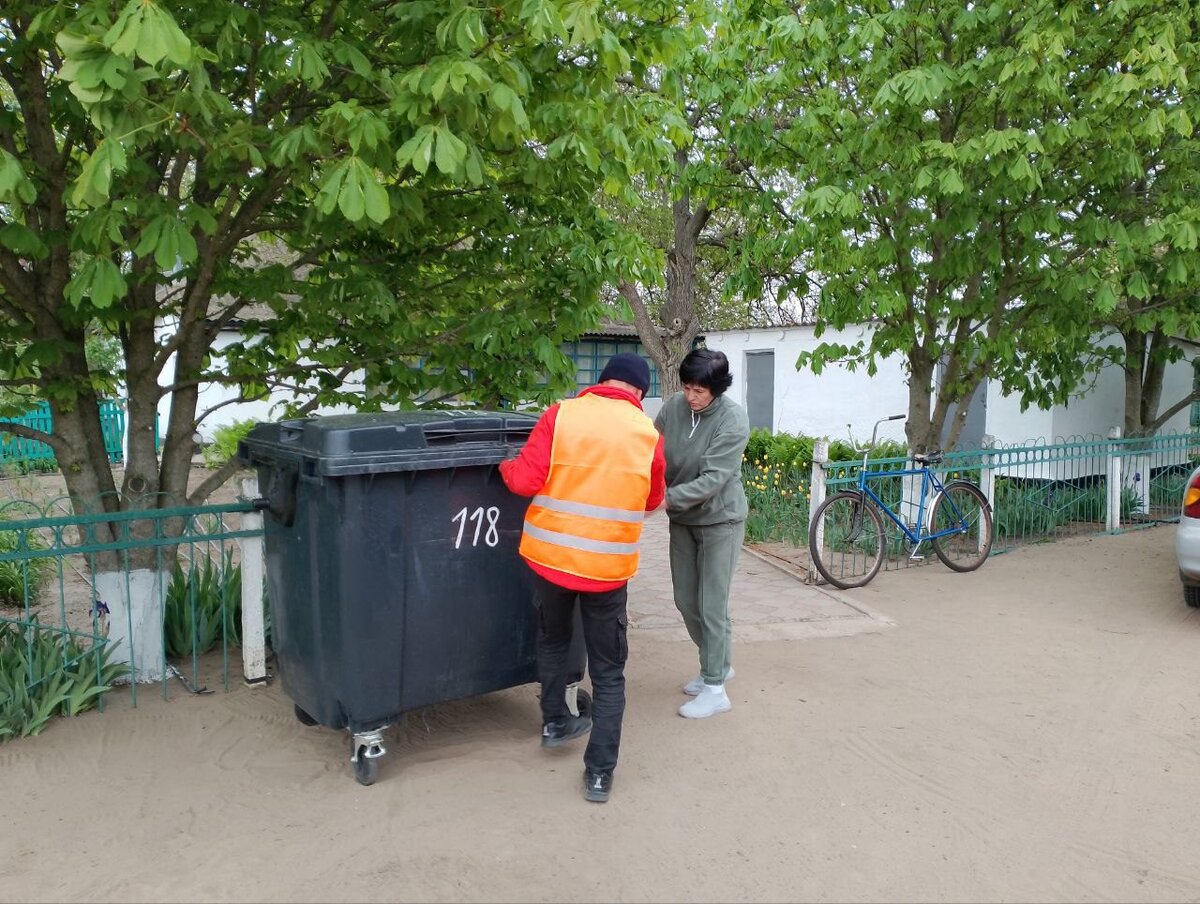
[598,353,651,394]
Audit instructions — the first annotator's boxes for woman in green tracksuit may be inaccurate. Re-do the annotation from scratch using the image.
[654,348,750,719]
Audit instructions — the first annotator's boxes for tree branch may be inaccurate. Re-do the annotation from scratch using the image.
[0,420,57,450]
[186,458,244,507]
[617,281,668,361]
[1147,388,1200,434]
[0,252,35,313]
[191,393,269,429]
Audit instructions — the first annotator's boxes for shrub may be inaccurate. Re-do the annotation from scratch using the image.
[746,428,908,471]
[202,420,259,469]
[742,428,914,545]
[744,429,817,471]
[163,549,242,659]
[991,479,1141,540]
[745,430,810,544]
[743,428,773,466]
[0,458,57,476]
[0,525,48,608]
[0,621,127,741]
[826,436,908,464]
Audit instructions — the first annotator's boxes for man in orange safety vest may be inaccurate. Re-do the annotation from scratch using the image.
[499,352,666,803]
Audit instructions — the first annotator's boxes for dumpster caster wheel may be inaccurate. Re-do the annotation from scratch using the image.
[294,704,318,726]
[353,749,379,786]
[349,729,387,786]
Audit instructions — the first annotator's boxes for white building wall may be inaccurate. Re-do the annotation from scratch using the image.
[157,317,1195,450]
[1050,364,1125,442]
[984,382,1056,446]
[985,337,1196,447]
[158,327,368,444]
[706,327,1197,453]
[702,325,910,446]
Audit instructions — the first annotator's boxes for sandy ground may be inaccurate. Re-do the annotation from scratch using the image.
[2,515,1200,902]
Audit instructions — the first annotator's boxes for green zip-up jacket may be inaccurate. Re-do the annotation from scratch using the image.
[654,392,750,525]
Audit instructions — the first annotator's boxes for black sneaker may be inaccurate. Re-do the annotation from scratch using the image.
[541,714,592,748]
[583,770,612,803]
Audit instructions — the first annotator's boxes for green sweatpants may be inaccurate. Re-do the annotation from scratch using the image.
[668,519,745,686]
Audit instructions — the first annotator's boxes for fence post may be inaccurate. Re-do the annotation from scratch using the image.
[1128,444,1151,517]
[1106,427,1122,532]
[95,566,166,684]
[808,440,829,584]
[979,434,997,510]
[239,475,269,686]
[120,398,131,465]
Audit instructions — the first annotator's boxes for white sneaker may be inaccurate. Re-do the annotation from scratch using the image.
[678,685,732,719]
[682,666,734,696]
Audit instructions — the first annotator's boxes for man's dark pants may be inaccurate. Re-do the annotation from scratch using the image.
[532,572,628,777]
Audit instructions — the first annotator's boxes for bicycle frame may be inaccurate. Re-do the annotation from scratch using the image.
[855,464,965,547]
[847,415,973,549]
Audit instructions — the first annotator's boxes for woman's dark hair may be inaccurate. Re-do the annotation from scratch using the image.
[679,348,733,396]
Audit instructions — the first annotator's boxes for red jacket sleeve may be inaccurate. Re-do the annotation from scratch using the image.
[498,404,557,496]
[645,434,666,511]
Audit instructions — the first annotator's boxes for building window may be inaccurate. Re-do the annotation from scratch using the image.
[561,340,661,398]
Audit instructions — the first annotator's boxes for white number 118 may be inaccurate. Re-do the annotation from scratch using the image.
[451,506,501,548]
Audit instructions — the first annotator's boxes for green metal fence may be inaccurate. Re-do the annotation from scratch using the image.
[0,400,127,466]
[0,496,261,739]
[743,428,1200,578]
[806,429,1200,578]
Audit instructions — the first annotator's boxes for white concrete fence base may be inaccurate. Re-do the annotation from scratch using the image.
[94,568,167,684]
[238,476,269,686]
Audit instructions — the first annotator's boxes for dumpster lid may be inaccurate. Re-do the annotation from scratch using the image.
[237,409,541,476]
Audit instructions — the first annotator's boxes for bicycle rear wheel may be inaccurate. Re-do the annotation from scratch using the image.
[929,480,993,572]
[808,491,886,589]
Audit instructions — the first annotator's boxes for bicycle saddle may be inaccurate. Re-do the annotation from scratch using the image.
[913,450,944,465]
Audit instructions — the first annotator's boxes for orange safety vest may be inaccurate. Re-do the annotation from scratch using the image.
[519,393,659,582]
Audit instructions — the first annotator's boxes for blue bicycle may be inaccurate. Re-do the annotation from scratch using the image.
[808,415,994,589]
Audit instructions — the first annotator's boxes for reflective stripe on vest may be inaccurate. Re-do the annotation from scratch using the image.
[519,394,658,582]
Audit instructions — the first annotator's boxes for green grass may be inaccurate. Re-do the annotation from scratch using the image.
[990,479,1140,540]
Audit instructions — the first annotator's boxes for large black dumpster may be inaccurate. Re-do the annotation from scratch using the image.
[237,410,587,785]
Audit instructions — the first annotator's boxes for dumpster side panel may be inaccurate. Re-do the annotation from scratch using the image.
[240,410,586,752]
[327,470,409,730]
[399,464,536,710]
[260,469,357,729]
[263,461,540,732]
[334,465,537,725]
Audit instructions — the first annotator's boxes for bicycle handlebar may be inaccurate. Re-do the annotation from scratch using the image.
[846,414,907,456]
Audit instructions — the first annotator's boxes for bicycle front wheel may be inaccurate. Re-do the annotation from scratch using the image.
[929,480,993,573]
[808,491,886,589]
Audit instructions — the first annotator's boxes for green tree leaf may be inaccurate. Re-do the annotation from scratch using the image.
[723,0,1200,450]
[434,127,467,175]
[71,139,127,208]
[1,0,692,541]
[64,257,127,310]
[0,150,37,205]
